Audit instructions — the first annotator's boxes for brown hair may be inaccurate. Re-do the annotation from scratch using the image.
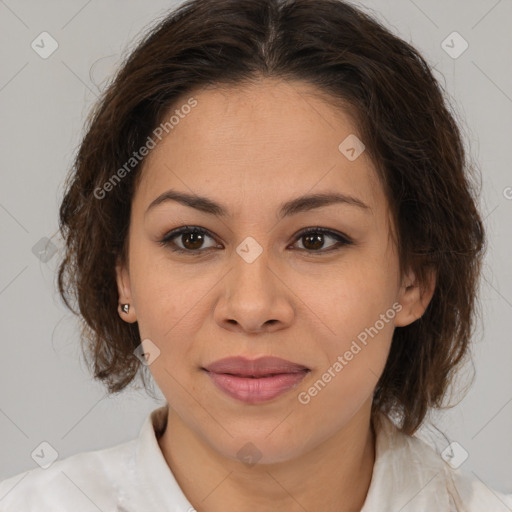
[57,0,485,435]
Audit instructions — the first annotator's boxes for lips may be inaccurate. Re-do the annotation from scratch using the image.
[202,356,310,404]
[203,356,309,377]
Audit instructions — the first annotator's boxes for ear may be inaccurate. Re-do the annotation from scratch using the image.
[115,257,137,323]
[394,266,436,327]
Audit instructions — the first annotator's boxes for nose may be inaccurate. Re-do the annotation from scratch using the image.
[213,249,295,335]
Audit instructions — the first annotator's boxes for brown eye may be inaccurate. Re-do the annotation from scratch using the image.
[159,226,219,254]
[301,232,325,251]
[292,227,353,253]
[179,231,206,250]
[159,225,353,256]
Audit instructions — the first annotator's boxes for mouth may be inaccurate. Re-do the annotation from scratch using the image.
[202,356,310,404]
[203,355,310,375]
[214,372,306,378]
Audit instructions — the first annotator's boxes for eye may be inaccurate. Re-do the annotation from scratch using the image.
[158,225,353,255]
[159,226,220,254]
[290,227,353,253]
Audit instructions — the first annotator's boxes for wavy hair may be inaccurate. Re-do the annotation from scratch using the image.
[57,0,485,435]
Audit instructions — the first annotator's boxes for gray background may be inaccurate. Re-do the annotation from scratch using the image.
[0,0,511,496]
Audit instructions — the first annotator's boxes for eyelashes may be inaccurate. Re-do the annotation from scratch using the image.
[158,225,354,256]
[159,226,221,255]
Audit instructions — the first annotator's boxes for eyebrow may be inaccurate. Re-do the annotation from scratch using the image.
[145,189,371,219]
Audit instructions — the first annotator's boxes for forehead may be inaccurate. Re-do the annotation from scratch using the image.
[135,79,386,219]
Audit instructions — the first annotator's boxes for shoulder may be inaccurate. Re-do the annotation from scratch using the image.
[445,465,512,512]
[0,439,137,511]
[401,425,512,511]
[363,413,512,511]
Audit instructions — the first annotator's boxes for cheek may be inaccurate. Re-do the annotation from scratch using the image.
[314,295,395,398]
[296,304,396,431]
[307,247,399,345]
[128,239,208,333]
[128,249,222,392]
[300,245,399,399]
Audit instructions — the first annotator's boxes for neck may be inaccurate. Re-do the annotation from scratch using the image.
[158,404,376,512]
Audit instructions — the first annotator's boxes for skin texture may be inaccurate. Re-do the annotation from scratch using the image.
[116,78,435,512]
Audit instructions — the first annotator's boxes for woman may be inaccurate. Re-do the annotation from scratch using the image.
[1,0,510,510]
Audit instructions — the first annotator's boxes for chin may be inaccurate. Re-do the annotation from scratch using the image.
[201,423,318,467]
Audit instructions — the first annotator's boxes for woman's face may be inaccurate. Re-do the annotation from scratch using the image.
[117,79,429,464]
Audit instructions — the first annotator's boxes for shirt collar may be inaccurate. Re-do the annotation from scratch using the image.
[360,412,451,511]
[133,404,194,511]
[131,404,452,511]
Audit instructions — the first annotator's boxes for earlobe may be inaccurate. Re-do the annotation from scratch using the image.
[394,267,436,327]
[115,260,137,323]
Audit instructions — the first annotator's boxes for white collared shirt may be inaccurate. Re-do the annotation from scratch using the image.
[1,405,511,511]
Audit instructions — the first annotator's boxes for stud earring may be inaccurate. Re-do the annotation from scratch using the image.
[120,303,130,314]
